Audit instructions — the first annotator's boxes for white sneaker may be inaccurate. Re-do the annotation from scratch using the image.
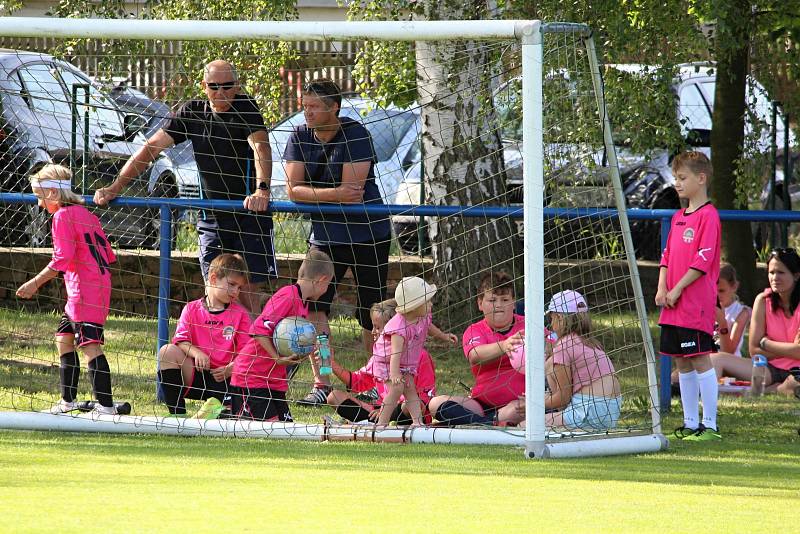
[92,403,118,415]
[43,400,79,414]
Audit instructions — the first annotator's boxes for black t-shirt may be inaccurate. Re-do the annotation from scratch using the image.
[165,94,266,207]
[283,116,391,245]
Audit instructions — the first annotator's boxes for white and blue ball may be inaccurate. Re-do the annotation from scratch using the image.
[272,316,317,357]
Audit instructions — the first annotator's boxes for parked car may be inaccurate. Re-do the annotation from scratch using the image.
[0,51,188,248]
[392,63,795,258]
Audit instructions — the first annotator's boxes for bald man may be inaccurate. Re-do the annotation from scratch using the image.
[95,60,275,315]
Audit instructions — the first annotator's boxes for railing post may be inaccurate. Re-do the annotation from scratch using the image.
[156,204,173,399]
[658,217,671,413]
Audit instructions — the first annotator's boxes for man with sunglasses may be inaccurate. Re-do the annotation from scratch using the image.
[94,60,275,316]
[284,78,392,406]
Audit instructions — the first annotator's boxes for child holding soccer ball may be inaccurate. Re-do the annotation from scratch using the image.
[230,249,334,421]
[324,299,437,424]
[157,253,252,417]
[372,277,457,427]
[16,164,119,415]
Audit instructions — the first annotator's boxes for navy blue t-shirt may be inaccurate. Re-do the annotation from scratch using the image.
[283,116,391,245]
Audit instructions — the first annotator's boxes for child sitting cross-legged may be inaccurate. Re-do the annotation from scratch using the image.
[324,299,437,425]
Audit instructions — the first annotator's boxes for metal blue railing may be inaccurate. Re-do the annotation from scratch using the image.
[3,192,800,411]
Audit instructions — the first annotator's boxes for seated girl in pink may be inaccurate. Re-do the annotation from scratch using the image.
[325,299,437,424]
[16,164,118,415]
[372,277,456,427]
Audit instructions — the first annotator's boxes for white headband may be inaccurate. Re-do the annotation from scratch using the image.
[34,179,72,190]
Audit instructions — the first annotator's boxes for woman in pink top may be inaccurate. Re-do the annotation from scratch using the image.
[713,248,800,397]
[16,165,118,415]
[373,277,456,427]
[324,299,437,424]
[517,290,622,431]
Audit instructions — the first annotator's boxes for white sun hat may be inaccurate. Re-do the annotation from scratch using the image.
[547,290,589,314]
[394,276,437,314]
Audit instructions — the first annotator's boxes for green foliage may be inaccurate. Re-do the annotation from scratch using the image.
[49,0,298,123]
[0,0,21,15]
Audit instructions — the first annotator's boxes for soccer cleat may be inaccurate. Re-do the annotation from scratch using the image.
[673,425,700,439]
[77,400,132,415]
[43,399,79,414]
[683,424,721,441]
[296,386,331,407]
[191,397,224,420]
[355,387,380,403]
[92,403,118,415]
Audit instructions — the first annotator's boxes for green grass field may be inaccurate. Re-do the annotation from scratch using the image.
[1,309,799,532]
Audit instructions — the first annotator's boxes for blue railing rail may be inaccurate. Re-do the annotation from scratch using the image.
[3,192,800,411]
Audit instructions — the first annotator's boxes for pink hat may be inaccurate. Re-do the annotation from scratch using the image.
[547,290,588,314]
[394,276,437,314]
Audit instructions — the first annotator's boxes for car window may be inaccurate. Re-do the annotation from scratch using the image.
[361,109,416,162]
[58,69,124,135]
[17,64,73,121]
[678,83,711,133]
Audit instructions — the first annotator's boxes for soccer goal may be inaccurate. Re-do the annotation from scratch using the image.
[0,17,666,458]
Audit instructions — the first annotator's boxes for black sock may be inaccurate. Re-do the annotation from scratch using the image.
[88,355,113,408]
[59,351,80,403]
[435,401,495,426]
[157,368,186,415]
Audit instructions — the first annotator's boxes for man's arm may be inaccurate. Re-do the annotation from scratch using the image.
[286,160,368,204]
[243,129,271,212]
[94,129,175,206]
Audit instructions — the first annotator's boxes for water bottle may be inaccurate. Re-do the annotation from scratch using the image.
[750,354,767,398]
[317,334,332,376]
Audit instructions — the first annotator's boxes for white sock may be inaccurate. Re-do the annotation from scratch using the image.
[697,368,719,431]
[678,370,699,429]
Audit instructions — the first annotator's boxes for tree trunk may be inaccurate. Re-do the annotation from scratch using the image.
[415,0,519,327]
[710,0,759,305]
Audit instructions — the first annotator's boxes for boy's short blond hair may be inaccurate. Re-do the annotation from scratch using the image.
[30,164,85,205]
[208,253,248,282]
[671,151,712,180]
[298,249,334,279]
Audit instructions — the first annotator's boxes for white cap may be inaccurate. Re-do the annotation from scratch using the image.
[547,290,588,314]
[394,276,437,314]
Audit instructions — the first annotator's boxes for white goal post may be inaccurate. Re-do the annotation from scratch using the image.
[0,16,666,459]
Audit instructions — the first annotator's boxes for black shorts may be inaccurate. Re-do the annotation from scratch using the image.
[231,387,293,422]
[767,364,794,385]
[198,214,277,283]
[184,369,234,403]
[659,325,715,358]
[309,239,390,330]
[56,313,104,347]
[335,398,404,424]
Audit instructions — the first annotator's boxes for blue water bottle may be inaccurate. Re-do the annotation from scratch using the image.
[317,334,332,376]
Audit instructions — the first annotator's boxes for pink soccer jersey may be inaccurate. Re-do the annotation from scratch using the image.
[231,284,309,391]
[369,311,432,380]
[48,204,116,325]
[462,314,526,408]
[659,202,721,335]
[172,299,252,369]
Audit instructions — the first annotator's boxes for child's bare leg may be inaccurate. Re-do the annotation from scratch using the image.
[377,381,403,426]
[402,376,423,426]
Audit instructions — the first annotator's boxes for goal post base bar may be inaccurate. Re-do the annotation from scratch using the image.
[0,412,667,456]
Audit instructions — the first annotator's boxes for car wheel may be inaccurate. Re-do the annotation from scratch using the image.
[142,177,179,250]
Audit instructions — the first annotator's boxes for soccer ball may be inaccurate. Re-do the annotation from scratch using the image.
[507,343,525,373]
[272,316,317,357]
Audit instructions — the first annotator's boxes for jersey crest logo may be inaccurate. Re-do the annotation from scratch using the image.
[222,325,235,341]
[682,227,695,243]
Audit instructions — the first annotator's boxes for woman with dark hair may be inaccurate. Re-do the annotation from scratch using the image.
[713,248,800,396]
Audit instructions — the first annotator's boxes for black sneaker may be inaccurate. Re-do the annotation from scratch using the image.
[296,386,331,407]
[355,387,380,403]
[673,425,700,439]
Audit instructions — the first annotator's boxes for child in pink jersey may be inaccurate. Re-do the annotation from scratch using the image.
[16,165,119,415]
[324,299,437,424]
[373,277,456,427]
[531,290,621,430]
[428,271,527,426]
[656,151,722,441]
[230,249,334,421]
[157,253,252,416]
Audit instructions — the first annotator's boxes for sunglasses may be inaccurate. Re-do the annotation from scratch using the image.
[771,247,797,255]
[205,81,236,91]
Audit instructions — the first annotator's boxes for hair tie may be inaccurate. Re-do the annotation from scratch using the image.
[34,179,72,190]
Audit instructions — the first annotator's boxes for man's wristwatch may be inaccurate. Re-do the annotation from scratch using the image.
[257,182,268,191]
